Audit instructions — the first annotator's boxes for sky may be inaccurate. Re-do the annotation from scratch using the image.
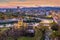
[0,0,60,8]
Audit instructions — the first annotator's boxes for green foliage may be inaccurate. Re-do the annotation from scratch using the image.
[0,27,43,40]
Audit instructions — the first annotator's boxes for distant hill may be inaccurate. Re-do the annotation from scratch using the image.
[21,7,60,11]
[0,7,60,12]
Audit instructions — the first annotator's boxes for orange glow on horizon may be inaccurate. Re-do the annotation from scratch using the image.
[0,0,60,8]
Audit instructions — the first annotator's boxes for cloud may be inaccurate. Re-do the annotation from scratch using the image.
[0,0,8,3]
[0,0,27,3]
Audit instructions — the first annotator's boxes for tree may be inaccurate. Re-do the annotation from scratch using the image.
[51,24,58,31]
[39,26,49,40]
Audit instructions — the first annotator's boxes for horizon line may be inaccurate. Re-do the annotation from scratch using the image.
[0,6,60,8]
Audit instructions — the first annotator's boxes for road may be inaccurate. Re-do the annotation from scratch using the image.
[53,16,60,25]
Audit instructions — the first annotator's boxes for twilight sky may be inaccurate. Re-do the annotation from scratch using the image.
[0,0,60,8]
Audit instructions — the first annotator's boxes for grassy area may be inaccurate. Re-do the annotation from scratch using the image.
[0,27,9,33]
[0,27,43,40]
[15,28,42,40]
